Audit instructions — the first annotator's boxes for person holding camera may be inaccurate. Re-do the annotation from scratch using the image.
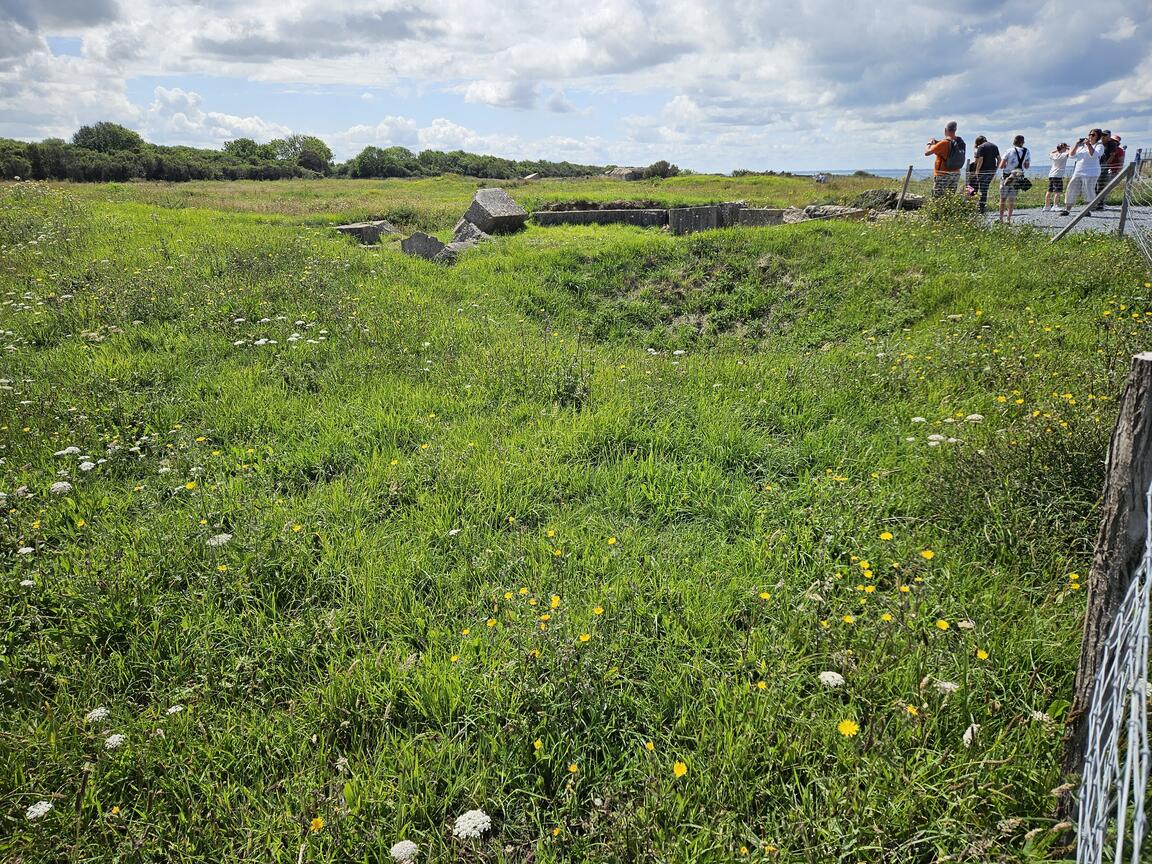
[1045,143,1069,211]
[1059,129,1104,216]
[924,121,965,197]
[997,135,1030,224]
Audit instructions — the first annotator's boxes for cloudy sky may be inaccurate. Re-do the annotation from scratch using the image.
[1,0,1149,172]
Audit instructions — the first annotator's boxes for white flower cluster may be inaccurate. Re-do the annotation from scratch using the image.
[206,533,232,547]
[85,706,110,723]
[452,808,491,839]
[935,681,960,694]
[104,733,126,750]
[26,800,53,820]
[166,705,184,715]
[50,481,73,495]
[818,671,845,688]
[390,839,419,863]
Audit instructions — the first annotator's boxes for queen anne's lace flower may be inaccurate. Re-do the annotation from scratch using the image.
[206,533,232,547]
[104,733,126,750]
[390,839,419,863]
[85,707,109,723]
[935,681,960,694]
[818,671,845,688]
[50,481,73,495]
[453,809,491,839]
[54,447,80,457]
[79,461,96,472]
[26,800,53,820]
[166,705,184,715]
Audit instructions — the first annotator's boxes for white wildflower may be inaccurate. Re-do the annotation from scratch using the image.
[453,808,492,839]
[957,620,975,630]
[166,705,184,715]
[965,414,984,423]
[20,579,35,587]
[447,528,462,536]
[390,839,420,863]
[935,681,960,694]
[26,800,53,820]
[926,434,946,441]
[911,417,926,423]
[104,733,126,750]
[927,441,940,447]
[54,446,80,457]
[818,671,846,688]
[85,706,110,723]
[1031,710,1054,725]
[963,722,980,748]
[206,533,232,548]
[79,461,96,472]
[17,546,34,555]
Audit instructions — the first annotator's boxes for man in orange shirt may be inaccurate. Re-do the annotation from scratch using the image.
[924,121,965,197]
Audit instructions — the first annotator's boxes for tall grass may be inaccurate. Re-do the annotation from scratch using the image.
[1,179,1149,862]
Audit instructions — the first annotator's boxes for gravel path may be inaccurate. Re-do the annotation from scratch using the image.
[985,205,1152,236]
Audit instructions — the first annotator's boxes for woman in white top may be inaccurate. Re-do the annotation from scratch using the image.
[1060,129,1103,216]
[1045,143,1069,211]
[997,135,1030,224]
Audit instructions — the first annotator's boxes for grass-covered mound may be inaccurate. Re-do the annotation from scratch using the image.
[1,179,1149,862]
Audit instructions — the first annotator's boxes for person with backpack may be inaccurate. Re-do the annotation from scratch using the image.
[997,135,1030,224]
[971,135,1000,214]
[924,121,965,197]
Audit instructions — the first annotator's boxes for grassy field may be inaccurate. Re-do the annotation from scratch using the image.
[2,176,1150,862]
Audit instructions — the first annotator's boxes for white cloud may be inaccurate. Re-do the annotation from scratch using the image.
[144,86,290,144]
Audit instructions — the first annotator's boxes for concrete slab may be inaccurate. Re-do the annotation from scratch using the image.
[738,208,786,227]
[533,209,668,228]
[668,206,719,235]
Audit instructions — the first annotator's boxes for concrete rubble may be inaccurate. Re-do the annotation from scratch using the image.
[463,188,529,234]
[333,220,400,244]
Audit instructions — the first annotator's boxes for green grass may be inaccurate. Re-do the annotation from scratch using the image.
[2,178,1150,862]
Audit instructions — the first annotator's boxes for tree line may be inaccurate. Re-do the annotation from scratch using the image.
[0,122,606,183]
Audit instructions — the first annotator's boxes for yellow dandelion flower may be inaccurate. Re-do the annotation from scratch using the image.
[842,614,855,625]
[310,817,324,833]
[1068,572,1080,581]
[519,587,529,595]
[550,595,560,609]
[920,549,935,560]
[759,591,771,600]
[486,618,496,628]
[837,719,860,737]
[534,739,543,751]
[539,614,551,622]
[390,458,398,466]
[195,436,206,442]
[553,548,563,557]
[552,827,562,837]
[673,761,687,778]
[529,598,538,606]
[593,606,604,615]
[757,681,766,690]
[546,529,556,538]
[568,763,579,774]
[880,612,893,622]
[450,655,459,663]
[976,648,989,661]
[740,847,749,856]
[819,619,830,629]
[504,591,513,600]
[217,565,228,572]
[645,741,655,751]
[899,585,911,593]
[607,536,617,545]
[110,806,120,815]
[578,633,590,643]
[292,524,303,533]
[461,628,470,636]
[184,481,197,490]
[935,619,950,631]
[906,704,919,716]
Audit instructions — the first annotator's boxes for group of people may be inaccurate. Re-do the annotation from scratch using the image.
[924,121,1127,223]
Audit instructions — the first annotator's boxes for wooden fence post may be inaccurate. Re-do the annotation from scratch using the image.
[896,165,913,212]
[1062,352,1152,784]
[1117,168,1133,237]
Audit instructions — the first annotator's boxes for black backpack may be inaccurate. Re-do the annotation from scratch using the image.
[944,137,967,171]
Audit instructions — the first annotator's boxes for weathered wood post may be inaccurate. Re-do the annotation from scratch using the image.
[1117,168,1133,237]
[1062,352,1152,783]
[896,165,913,212]
[1051,163,1135,243]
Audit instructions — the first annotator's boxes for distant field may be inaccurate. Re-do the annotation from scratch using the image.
[3,177,1150,862]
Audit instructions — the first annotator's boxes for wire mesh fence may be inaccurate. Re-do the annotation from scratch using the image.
[1076,484,1152,864]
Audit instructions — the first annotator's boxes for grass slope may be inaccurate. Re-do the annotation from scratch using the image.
[2,179,1150,862]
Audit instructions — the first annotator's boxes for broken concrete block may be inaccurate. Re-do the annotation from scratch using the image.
[668,206,719,236]
[452,219,491,244]
[463,188,528,234]
[738,208,786,227]
[334,220,400,244]
[717,202,746,227]
[532,209,668,228]
[433,240,476,264]
[400,232,447,260]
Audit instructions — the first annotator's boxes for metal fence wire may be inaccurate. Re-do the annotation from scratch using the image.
[1077,486,1152,863]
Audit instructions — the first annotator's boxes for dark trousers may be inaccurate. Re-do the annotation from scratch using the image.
[975,172,995,212]
[932,173,960,197]
[1095,169,1113,208]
